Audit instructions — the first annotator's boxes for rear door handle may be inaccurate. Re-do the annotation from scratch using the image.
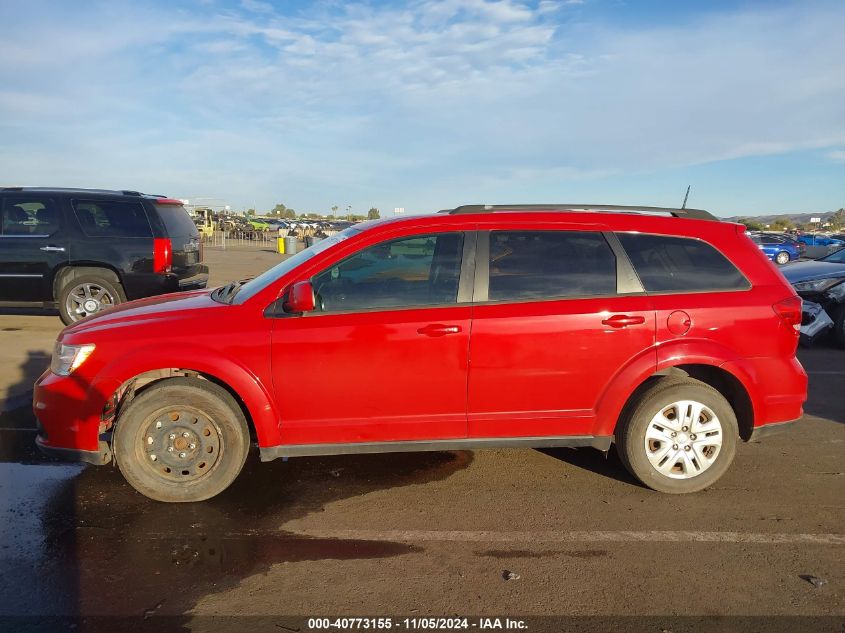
[40,246,66,252]
[602,314,646,328]
[417,324,462,337]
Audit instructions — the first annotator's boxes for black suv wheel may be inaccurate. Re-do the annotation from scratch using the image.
[57,270,126,324]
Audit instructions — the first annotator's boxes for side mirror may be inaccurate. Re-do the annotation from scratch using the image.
[284,281,316,313]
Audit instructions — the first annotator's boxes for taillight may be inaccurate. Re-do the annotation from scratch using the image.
[773,296,802,331]
[153,238,172,274]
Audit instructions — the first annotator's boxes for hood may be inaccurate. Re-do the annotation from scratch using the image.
[780,260,845,284]
[61,288,222,339]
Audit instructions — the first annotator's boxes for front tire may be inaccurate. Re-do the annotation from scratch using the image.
[616,378,738,493]
[113,378,250,502]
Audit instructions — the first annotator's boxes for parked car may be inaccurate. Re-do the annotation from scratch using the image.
[246,217,271,231]
[748,232,802,264]
[34,203,807,502]
[0,187,208,324]
[795,233,844,247]
[782,247,845,347]
[799,300,834,347]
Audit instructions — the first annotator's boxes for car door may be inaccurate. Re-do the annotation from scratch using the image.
[270,230,475,446]
[0,194,69,302]
[467,228,655,439]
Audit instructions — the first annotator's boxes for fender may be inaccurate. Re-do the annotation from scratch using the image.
[97,343,282,447]
[591,337,759,438]
[591,345,657,438]
[656,338,761,422]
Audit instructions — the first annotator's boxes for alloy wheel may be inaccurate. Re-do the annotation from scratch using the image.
[65,282,115,321]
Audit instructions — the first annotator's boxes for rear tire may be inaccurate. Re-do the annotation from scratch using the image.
[113,377,250,502]
[57,271,125,324]
[775,251,791,265]
[616,378,738,494]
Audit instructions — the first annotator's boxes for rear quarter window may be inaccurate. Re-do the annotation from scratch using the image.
[72,200,152,238]
[155,204,200,238]
[617,233,749,292]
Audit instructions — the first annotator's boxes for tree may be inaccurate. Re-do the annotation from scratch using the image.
[368,207,380,220]
[737,217,763,231]
[770,216,794,231]
[271,203,288,217]
[831,208,844,230]
[331,205,338,217]
[245,208,256,216]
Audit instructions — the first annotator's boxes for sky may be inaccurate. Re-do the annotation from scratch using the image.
[1,0,843,217]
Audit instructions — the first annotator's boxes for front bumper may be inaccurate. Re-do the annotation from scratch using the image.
[33,368,118,466]
[35,433,111,465]
[748,419,799,442]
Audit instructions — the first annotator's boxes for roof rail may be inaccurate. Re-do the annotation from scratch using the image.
[0,186,23,191]
[120,190,143,196]
[439,203,718,221]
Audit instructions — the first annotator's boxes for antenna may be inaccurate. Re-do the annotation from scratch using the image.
[681,185,691,209]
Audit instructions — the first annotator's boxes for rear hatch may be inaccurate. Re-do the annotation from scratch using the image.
[153,200,203,278]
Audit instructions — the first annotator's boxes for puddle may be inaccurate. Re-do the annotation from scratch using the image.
[0,449,472,617]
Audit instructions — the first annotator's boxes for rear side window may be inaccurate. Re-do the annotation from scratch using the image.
[155,204,199,238]
[72,200,152,238]
[488,231,617,301]
[1,197,61,235]
[617,233,748,292]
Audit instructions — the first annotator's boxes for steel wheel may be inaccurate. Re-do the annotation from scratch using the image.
[141,407,223,483]
[775,251,791,265]
[65,282,116,321]
[644,399,723,479]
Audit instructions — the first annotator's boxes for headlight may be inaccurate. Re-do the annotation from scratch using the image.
[792,278,844,293]
[51,342,96,376]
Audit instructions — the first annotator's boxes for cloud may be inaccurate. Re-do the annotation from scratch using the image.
[240,0,274,14]
[828,150,845,163]
[0,0,843,213]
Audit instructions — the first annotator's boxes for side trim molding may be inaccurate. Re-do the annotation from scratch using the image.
[259,435,613,461]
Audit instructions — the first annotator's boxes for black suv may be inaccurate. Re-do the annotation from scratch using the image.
[0,188,208,324]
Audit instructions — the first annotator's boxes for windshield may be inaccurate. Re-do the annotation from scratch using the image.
[820,247,845,264]
[232,226,361,304]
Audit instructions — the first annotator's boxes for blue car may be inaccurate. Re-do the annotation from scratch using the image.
[796,233,845,247]
[749,233,802,265]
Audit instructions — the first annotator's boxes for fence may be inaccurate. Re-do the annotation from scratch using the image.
[202,230,276,249]
[202,226,343,250]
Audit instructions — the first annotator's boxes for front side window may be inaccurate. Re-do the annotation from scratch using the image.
[312,233,464,312]
[617,233,748,292]
[487,231,617,301]
[1,197,60,236]
[72,200,152,238]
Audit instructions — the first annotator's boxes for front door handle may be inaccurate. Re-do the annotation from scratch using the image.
[602,314,646,328]
[40,246,66,252]
[417,324,462,337]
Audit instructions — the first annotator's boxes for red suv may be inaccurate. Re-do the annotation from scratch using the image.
[34,204,807,502]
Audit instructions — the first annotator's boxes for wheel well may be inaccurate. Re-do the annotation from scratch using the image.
[620,364,755,441]
[105,369,257,442]
[53,265,123,299]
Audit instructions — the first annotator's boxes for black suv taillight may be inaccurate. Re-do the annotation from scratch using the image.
[153,238,172,274]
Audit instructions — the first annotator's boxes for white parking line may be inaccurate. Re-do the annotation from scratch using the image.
[806,370,845,375]
[293,529,845,545]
